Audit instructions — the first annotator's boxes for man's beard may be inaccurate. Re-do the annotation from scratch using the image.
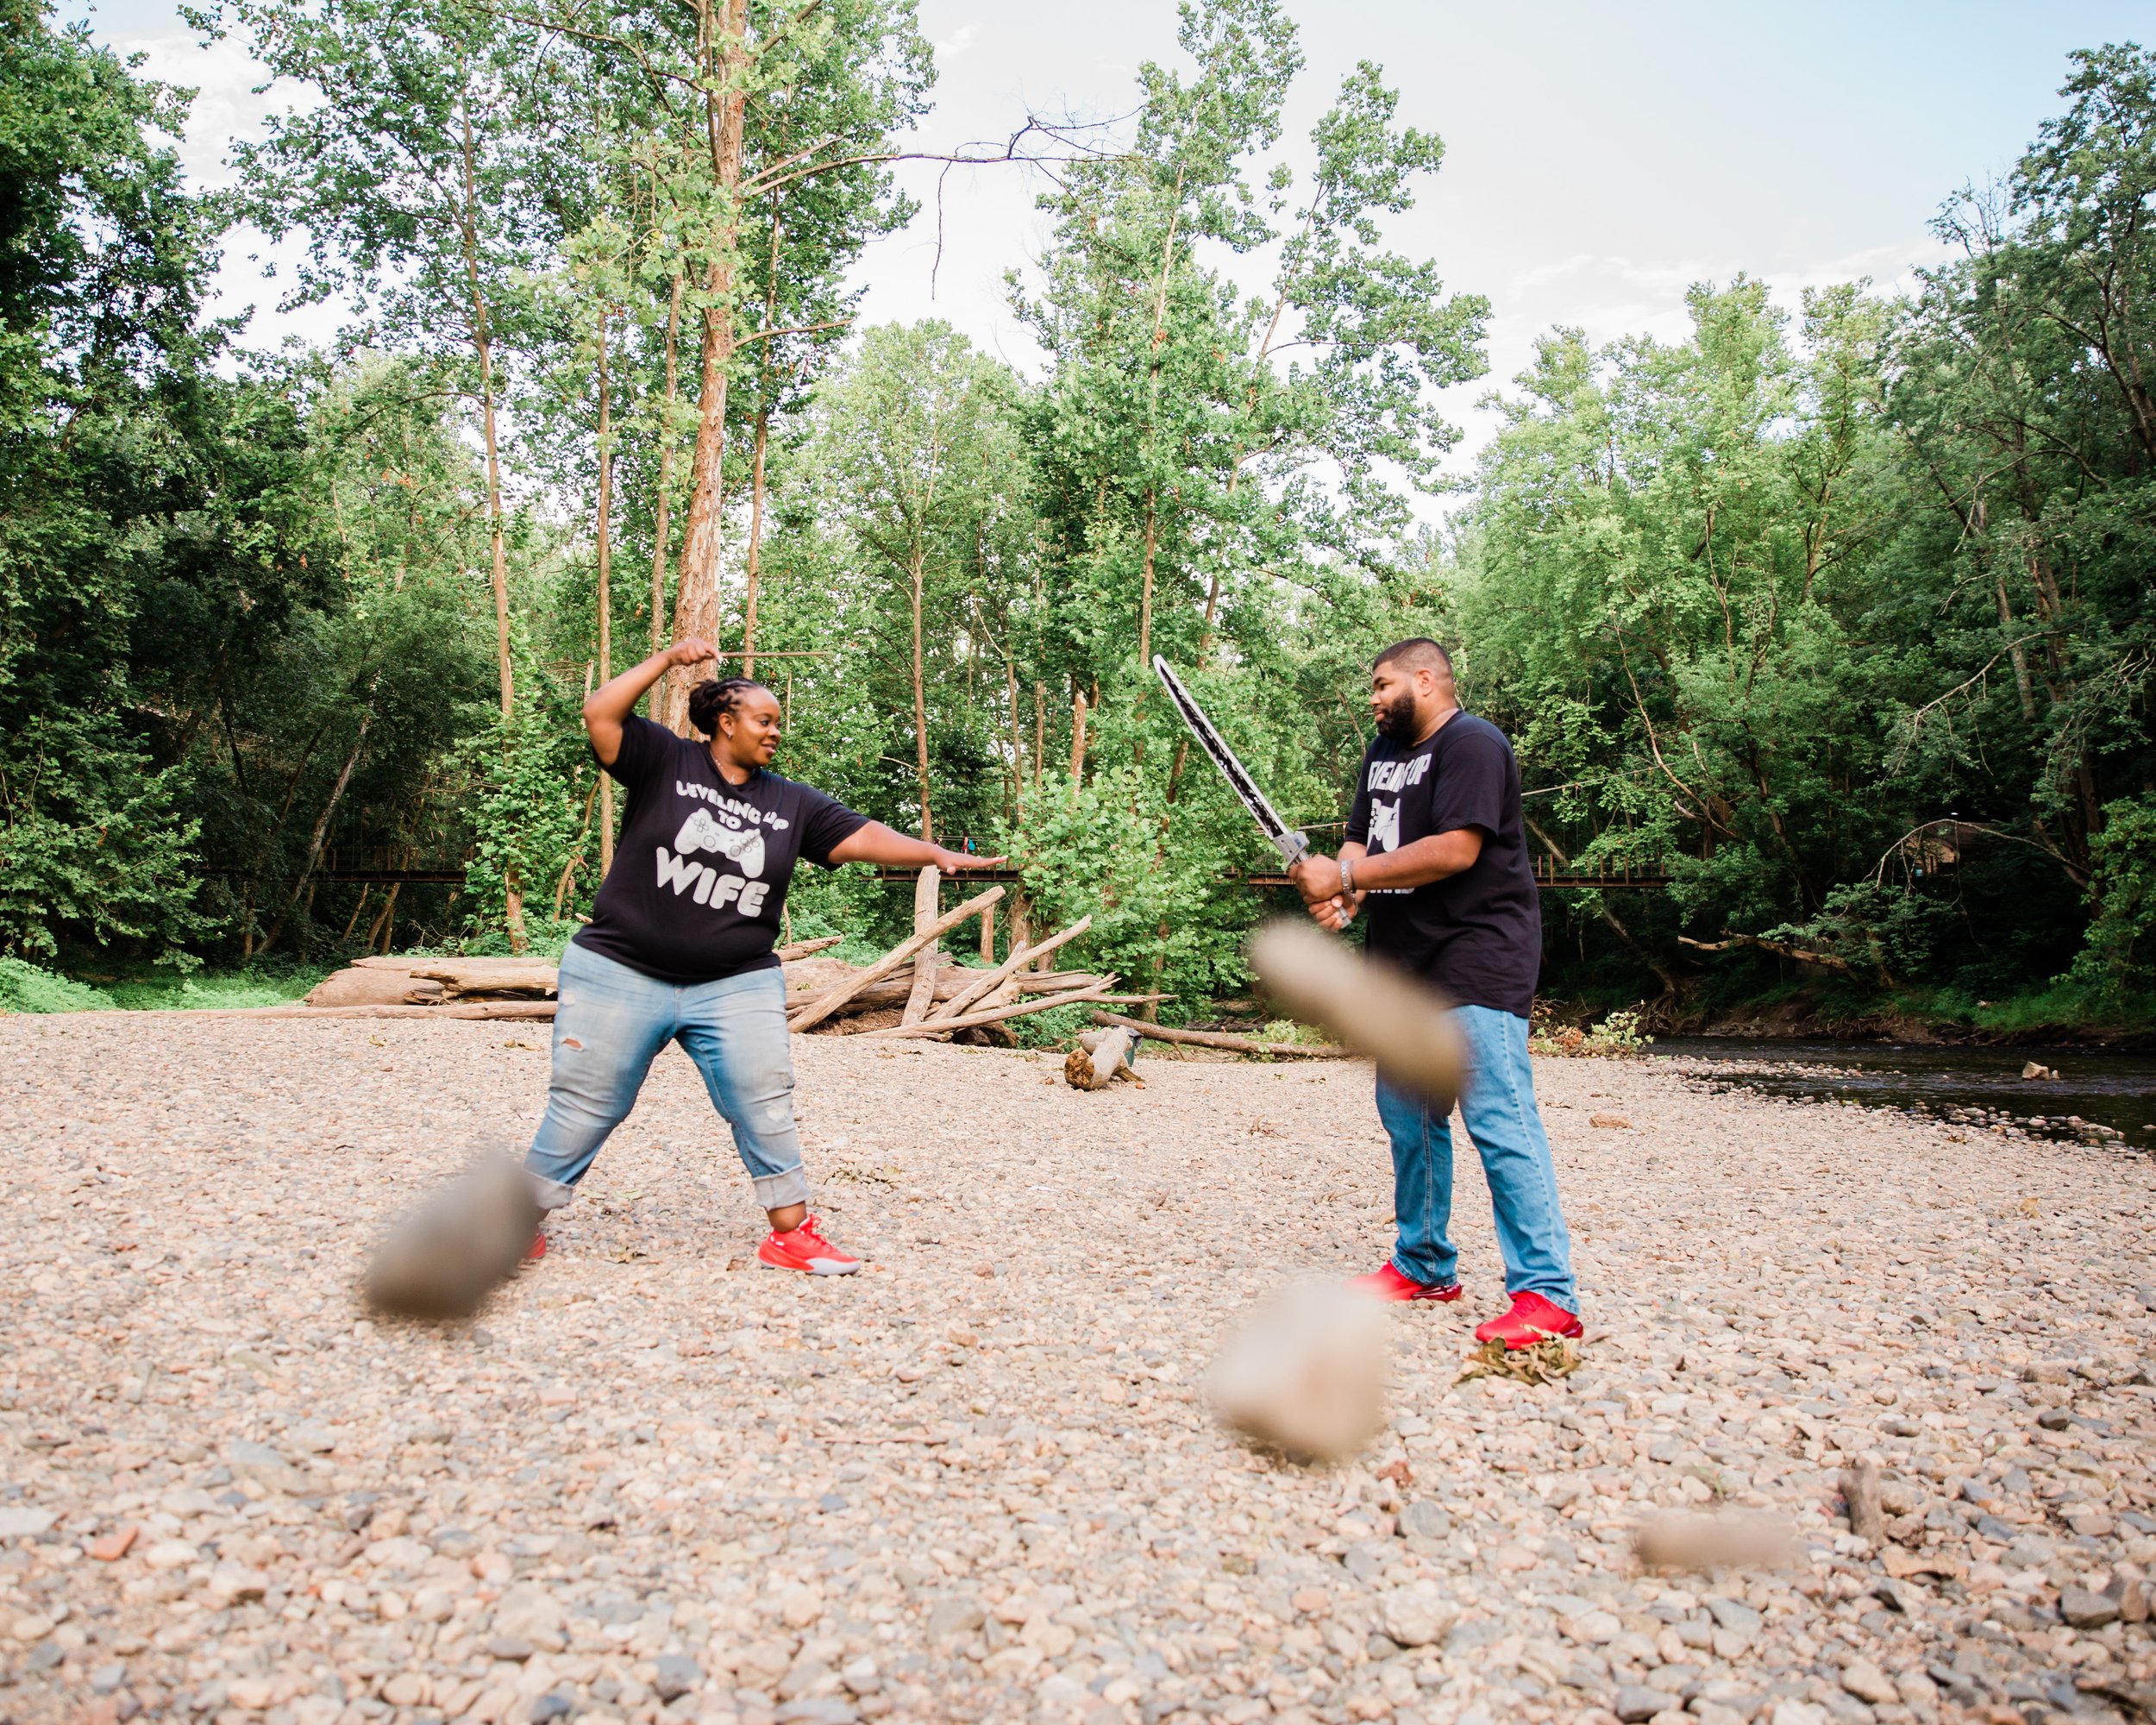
[1373,689,1419,738]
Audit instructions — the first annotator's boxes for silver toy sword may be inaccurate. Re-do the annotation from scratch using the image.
[1152,655,1310,867]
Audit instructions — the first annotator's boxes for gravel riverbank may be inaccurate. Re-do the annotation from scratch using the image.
[2,1016,2151,1725]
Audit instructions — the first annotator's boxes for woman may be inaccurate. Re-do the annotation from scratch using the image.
[523,637,1000,1273]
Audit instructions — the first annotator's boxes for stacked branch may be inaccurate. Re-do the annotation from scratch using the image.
[1087,1010,1348,1060]
[787,885,1005,1032]
[786,873,1131,1042]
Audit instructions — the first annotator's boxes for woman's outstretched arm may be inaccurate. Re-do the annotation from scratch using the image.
[827,824,1005,874]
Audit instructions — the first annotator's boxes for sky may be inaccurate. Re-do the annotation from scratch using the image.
[69,0,2154,490]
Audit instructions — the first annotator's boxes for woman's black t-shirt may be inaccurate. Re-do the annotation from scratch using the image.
[1344,711,1543,1018]
[573,718,868,984]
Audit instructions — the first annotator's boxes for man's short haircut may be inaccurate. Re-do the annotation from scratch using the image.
[1373,637,1454,677]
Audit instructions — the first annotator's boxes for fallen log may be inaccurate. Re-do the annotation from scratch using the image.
[864,978,1119,1039]
[148,1000,561,1021]
[305,966,447,1007]
[787,885,1005,1032]
[788,967,998,1012]
[1086,1010,1347,1060]
[928,913,1094,1023]
[773,935,846,963]
[783,966,1109,1017]
[1066,1026,1138,1089]
[410,957,559,999]
[1010,971,1103,994]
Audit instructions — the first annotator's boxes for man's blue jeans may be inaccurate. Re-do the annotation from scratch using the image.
[525,941,809,1214]
[1376,1004,1577,1310]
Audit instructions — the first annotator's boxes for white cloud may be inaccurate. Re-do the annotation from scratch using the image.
[933,23,977,59]
[111,28,289,188]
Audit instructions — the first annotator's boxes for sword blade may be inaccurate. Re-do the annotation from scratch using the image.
[1151,656,1309,865]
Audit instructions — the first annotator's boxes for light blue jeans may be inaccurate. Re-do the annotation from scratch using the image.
[525,941,809,1214]
[1376,1004,1577,1309]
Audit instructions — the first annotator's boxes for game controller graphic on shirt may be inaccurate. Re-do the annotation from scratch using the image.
[674,807,767,879]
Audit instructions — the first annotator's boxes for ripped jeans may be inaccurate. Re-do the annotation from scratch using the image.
[524,940,809,1214]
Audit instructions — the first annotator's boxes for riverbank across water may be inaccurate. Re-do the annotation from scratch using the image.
[1651,1039,2156,1157]
[1,1019,2150,1725]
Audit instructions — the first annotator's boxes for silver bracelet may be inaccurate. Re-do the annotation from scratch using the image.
[1340,857,1356,898]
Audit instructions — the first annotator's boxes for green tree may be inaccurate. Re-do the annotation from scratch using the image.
[0,0,234,960]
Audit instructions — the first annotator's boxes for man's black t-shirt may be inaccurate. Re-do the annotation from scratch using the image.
[1345,712,1542,1018]
[573,717,868,984]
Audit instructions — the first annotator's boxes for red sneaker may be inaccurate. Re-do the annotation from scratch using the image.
[757,1214,861,1276]
[524,1230,548,1262]
[1347,1262,1463,1302]
[1474,1290,1582,1350]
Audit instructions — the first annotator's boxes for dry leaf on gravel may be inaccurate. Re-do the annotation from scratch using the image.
[1455,1335,1583,1386]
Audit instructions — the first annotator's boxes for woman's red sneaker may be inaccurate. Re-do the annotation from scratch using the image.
[757,1215,861,1276]
[524,1231,547,1262]
[1474,1290,1582,1350]
[1346,1262,1463,1302]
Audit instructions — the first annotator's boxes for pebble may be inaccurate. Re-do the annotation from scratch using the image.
[0,1017,2148,1724]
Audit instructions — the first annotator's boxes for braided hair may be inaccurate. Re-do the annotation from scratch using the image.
[686,675,772,737]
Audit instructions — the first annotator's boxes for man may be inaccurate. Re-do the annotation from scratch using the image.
[1288,637,1580,1349]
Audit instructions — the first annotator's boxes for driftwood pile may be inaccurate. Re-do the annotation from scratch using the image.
[787,869,1162,1042]
[276,869,1156,1041]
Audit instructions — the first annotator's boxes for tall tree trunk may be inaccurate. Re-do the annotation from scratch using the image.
[595,308,617,881]
[260,709,373,957]
[1995,570,2037,721]
[1004,656,1025,826]
[458,83,525,950]
[1069,691,1088,804]
[742,403,771,676]
[1137,496,1160,676]
[664,0,751,732]
[648,268,685,716]
[459,94,515,723]
[1131,170,1184,750]
[910,543,933,841]
[742,204,785,678]
[367,881,400,954]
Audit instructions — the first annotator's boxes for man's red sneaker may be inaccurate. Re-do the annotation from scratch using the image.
[524,1230,547,1263]
[1474,1290,1583,1350]
[757,1214,861,1276]
[1347,1262,1463,1302]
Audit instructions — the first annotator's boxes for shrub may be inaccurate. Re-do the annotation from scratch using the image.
[0,958,115,1013]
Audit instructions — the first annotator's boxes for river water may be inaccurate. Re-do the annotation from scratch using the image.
[1648,1037,2156,1153]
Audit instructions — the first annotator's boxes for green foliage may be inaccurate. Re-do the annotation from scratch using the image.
[460,693,598,938]
[1760,883,1955,986]
[1528,1004,1653,1058]
[2069,794,2156,998]
[1005,1002,1094,1051]
[1016,767,1258,1019]
[0,958,115,1013]
[105,967,323,1009]
[0,715,210,961]
[8,0,2156,1032]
